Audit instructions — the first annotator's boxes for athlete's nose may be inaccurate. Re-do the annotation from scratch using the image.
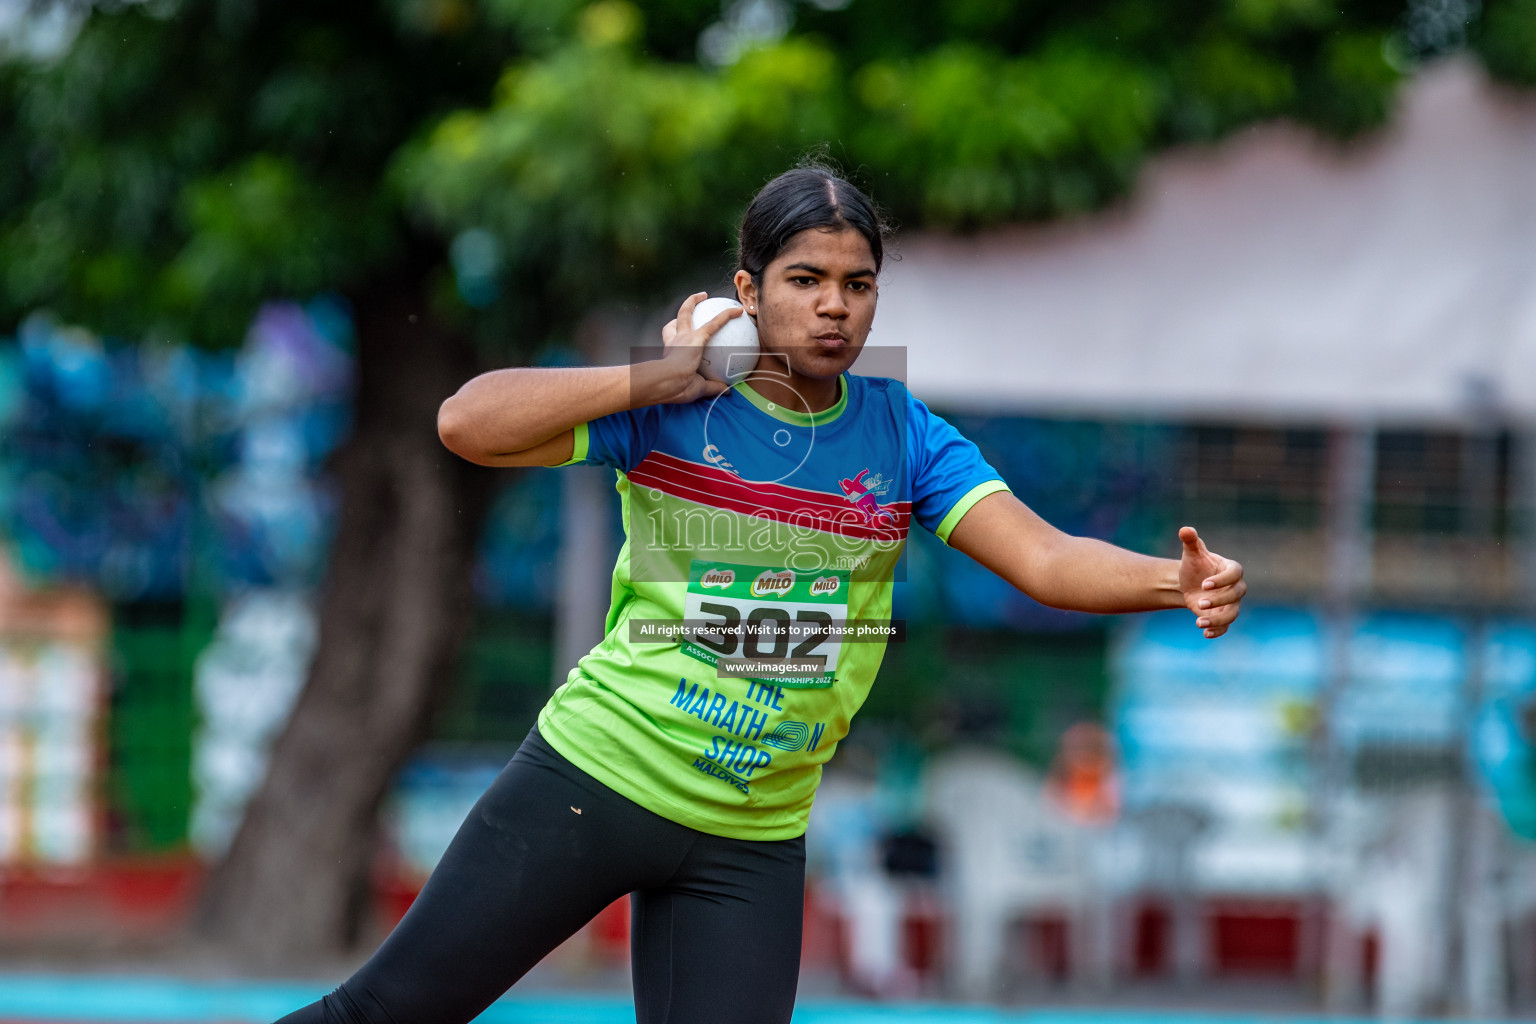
[817,284,849,319]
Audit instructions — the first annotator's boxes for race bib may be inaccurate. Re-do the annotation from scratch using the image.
[680,560,848,689]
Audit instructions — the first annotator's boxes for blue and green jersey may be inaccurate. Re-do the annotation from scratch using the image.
[537,371,1007,839]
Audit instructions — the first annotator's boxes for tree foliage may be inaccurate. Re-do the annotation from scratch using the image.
[6,0,1529,348]
[0,0,522,342]
[8,0,1506,354]
[1477,0,1536,83]
[399,0,1432,331]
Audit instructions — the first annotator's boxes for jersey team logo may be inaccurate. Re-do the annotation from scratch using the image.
[700,568,735,589]
[839,469,898,527]
[809,575,840,597]
[701,444,737,474]
[751,569,795,598]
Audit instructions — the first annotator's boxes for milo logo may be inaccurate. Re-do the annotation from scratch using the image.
[700,568,735,589]
[809,576,840,597]
[751,570,795,598]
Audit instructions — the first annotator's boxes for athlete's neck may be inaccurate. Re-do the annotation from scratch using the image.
[751,373,840,414]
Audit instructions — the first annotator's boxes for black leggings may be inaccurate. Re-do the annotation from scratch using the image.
[275,727,805,1024]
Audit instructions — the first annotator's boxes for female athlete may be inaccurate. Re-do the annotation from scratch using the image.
[276,165,1245,1024]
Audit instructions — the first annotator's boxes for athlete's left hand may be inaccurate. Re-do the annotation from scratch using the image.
[1177,526,1245,639]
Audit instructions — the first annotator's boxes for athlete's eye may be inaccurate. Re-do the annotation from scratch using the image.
[848,281,870,292]
[790,276,816,287]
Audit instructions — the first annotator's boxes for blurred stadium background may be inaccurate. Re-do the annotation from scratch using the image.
[3,0,1536,1020]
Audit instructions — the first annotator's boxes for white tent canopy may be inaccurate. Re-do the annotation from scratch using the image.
[883,61,1536,426]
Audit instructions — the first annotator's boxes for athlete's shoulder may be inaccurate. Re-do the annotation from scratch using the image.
[845,371,905,393]
[844,371,916,408]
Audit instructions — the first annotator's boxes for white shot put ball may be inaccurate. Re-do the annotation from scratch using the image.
[690,297,760,384]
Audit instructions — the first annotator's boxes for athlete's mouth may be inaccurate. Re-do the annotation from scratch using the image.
[812,333,847,348]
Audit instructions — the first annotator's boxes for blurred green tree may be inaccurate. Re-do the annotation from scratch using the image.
[0,0,527,967]
[1,0,1522,964]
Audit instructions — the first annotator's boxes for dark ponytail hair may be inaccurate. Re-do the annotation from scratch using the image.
[736,163,891,284]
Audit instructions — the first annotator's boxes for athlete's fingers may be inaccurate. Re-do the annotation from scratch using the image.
[673,306,742,350]
[1178,526,1206,557]
[1203,559,1244,590]
[1202,623,1230,639]
[1196,592,1243,630]
[670,295,741,349]
[694,305,742,341]
[1197,603,1240,627]
[674,292,707,339]
[1195,580,1246,610]
[662,318,680,345]
[1198,580,1247,604]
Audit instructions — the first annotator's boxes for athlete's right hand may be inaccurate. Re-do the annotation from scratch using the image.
[646,292,738,405]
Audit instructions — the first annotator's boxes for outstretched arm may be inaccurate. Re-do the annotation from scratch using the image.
[436,293,740,467]
[945,491,1245,638]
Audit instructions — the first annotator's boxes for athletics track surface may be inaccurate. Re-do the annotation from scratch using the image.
[0,975,1457,1024]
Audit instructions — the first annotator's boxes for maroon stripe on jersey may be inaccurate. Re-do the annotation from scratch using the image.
[638,451,911,518]
[632,450,912,525]
[628,454,909,542]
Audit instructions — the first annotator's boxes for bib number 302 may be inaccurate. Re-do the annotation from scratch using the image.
[680,561,848,689]
[691,603,834,661]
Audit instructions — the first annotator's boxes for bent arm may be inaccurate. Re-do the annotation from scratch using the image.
[945,491,1184,614]
[437,364,642,468]
[438,292,740,468]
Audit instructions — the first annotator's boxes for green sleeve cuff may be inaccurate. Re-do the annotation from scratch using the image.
[556,422,590,467]
[934,479,1011,545]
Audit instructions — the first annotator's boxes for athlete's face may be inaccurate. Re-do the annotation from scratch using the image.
[734,227,877,382]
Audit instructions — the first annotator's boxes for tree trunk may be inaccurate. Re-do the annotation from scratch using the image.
[193,263,495,967]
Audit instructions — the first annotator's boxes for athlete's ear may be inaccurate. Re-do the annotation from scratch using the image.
[733,270,759,318]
